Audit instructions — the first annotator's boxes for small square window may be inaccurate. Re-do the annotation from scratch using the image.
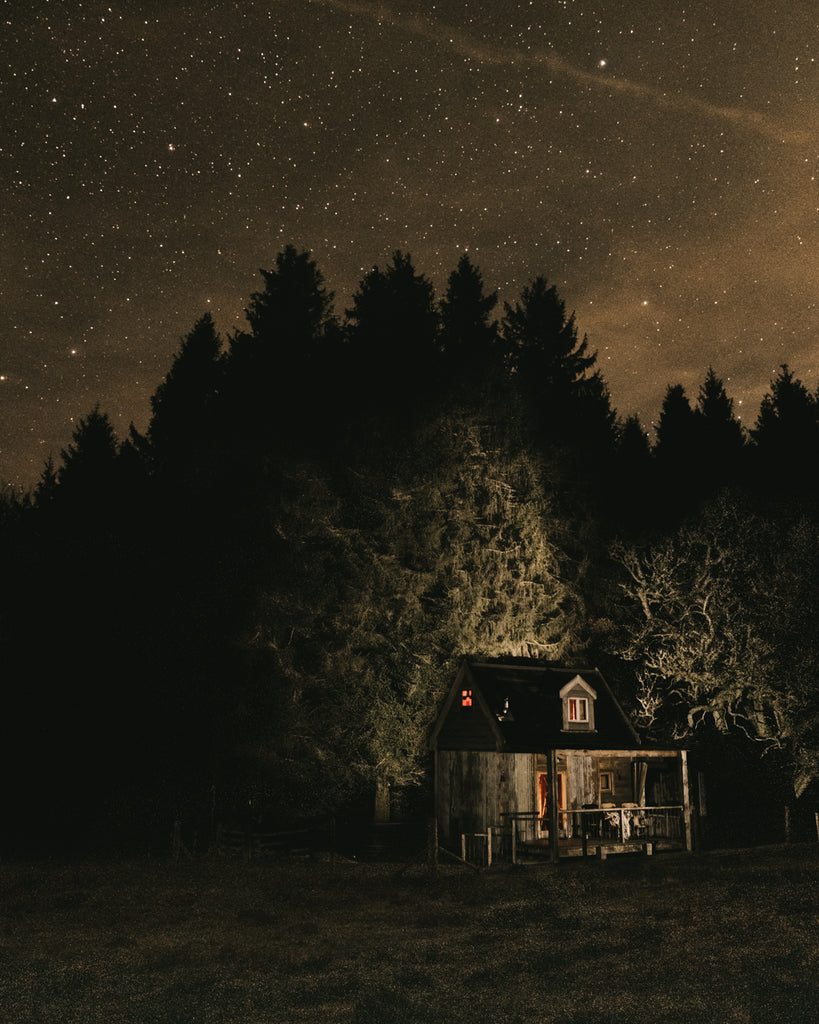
[599,771,613,793]
[461,689,473,708]
[568,697,588,722]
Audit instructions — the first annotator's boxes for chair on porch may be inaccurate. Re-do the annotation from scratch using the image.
[622,802,648,839]
[601,803,620,840]
[581,803,601,839]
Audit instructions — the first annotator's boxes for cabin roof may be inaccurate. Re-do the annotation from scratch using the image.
[431,656,642,752]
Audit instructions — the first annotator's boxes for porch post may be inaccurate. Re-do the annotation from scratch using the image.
[547,748,560,863]
[680,749,693,852]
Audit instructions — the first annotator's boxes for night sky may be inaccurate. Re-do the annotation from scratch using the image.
[3,0,818,488]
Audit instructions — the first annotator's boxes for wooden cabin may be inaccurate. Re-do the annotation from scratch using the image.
[431,657,693,860]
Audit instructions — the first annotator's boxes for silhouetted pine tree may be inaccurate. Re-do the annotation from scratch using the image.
[8,409,160,846]
[146,312,223,485]
[750,365,819,502]
[652,383,700,521]
[57,405,121,511]
[606,415,656,534]
[694,367,746,493]
[500,274,617,516]
[502,276,611,431]
[345,250,440,416]
[438,253,500,396]
[498,272,616,624]
[225,246,339,451]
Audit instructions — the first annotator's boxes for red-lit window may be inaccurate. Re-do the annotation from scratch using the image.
[568,697,588,722]
[461,689,473,708]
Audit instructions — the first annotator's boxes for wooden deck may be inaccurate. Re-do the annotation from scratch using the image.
[516,835,684,861]
[460,807,689,866]
[508,806,689,861]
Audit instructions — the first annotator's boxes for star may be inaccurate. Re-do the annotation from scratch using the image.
[1,0,817,487]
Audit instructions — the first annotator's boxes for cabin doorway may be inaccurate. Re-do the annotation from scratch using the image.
[537,771,566,834]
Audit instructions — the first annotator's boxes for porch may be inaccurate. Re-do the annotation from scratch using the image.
[460,805,688,867]
[510,805,687,859]
[434,737,693,860]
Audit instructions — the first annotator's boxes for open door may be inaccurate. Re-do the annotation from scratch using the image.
[538,772,566,833]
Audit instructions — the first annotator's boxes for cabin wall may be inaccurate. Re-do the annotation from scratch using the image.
[436,750,535,848]
[542,752,648,808]
[648,761,682,804]
[539,753,605,809]
[436,747,689,849]
[597,756,637,805]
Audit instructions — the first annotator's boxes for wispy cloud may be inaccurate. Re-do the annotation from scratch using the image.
[311,0,809,144]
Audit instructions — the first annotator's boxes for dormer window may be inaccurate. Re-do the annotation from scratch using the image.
[568,697,588,723]
[560,675,597,732]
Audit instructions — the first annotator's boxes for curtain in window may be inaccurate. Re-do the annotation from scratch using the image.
[538,773,549,830]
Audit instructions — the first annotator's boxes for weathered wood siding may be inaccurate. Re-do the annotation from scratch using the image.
[436,750,535,847]
[648,760,682,804]
[563,753,597,808]
[594,756,637,805]
[436,744,687,849]
[549,753,644,807]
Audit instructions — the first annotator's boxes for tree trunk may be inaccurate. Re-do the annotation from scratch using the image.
[374,778,391,823]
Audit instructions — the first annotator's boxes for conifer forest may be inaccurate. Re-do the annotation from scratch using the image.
[3,247,819,854]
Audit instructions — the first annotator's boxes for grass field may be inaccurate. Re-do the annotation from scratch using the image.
[1,844,818,1023]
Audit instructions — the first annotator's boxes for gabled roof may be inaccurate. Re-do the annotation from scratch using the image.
[431,656,641,752]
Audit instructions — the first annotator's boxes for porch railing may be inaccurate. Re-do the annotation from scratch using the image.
[502,806,685,858]
[458,807,686,866]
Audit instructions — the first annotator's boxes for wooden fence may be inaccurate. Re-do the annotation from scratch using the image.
[460,827,512,867]
[204,819,335,860]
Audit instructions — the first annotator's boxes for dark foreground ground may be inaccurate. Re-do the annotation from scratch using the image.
[1,844,817,1023]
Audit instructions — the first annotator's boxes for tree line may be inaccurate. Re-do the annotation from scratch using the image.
[2,246,819,852]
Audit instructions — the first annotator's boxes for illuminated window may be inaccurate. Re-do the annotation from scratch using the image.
[568,697,588,722]
[560,676,597,731]
[461,689,473,708]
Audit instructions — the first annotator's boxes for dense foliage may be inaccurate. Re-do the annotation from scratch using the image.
[2,246,819,851]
